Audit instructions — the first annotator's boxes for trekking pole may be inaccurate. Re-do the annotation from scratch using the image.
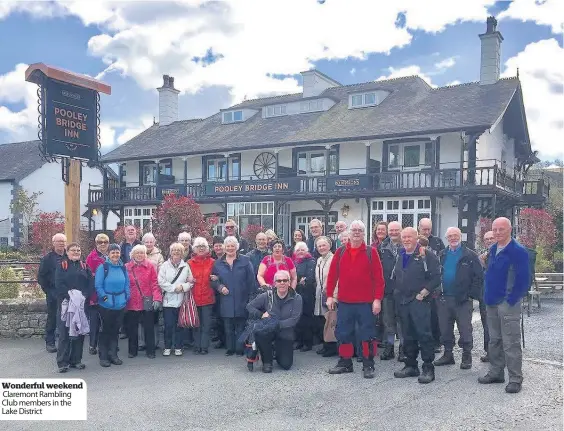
[521,298,525,349]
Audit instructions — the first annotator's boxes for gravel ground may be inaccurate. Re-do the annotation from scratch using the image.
[1,297,562,431]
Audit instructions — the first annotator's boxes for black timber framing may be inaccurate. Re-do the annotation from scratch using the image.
[314,199,339,234]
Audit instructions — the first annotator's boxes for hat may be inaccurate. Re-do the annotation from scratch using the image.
[108,243,121,252]
[212,236,224,245]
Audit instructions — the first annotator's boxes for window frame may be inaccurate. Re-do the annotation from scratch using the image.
[387,142,432,170]
[139,159,172,186]
[296,149,338,176]
[203,154,241,182]
[223,110,243,123]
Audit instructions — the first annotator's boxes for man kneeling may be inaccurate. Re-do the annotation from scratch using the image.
[246,270,303,373]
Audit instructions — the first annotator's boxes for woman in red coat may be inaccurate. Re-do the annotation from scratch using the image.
[85,233,110,355]
[125,244,162,359]
[187,237,216,355]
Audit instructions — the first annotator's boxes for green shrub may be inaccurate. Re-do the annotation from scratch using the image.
[0,266,20,299]
[535,247,554,273]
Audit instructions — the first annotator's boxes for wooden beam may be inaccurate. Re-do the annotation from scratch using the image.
[64,159,81,243]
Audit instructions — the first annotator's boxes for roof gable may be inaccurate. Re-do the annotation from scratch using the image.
[0,141,46,181]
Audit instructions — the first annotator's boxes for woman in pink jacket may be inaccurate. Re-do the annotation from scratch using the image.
[85,233,110,355]
[125,244,162,359]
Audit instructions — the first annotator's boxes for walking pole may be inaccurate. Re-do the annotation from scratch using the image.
[521,298,525,349]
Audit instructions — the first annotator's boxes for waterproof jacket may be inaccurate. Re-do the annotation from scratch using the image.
[212,254,256,318]
[125,259,162,311]
[247,248,270,277]
[38,250,67,297]
[187,255,216,307]
[295,255,316,316]
[95,259,130,310]
[147,247,165,270]
[54,258,94,302]
[484,238,530,306]
[426,235,445,255]
[438,246,484,304]
[392,245,441,305]
[120,240,142,264]
[158,259,193,308]
[247,289,303,340]
[378,239,401,297]
[86,249,106,305]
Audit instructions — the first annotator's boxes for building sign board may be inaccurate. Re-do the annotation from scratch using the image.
[205,179,300,196]
[326,175,372,191]
[44,79,98,161]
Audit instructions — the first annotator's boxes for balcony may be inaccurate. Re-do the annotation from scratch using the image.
[88,161,549,207]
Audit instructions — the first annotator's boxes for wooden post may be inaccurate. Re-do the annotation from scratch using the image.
[65,158,81,243]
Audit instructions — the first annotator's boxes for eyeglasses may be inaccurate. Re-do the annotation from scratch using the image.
[68,249,81,253]
[225,226,235,229]
[195,245,207,249]
[97,241,109,244]
[350,229,364,233]
[275,279,289,283]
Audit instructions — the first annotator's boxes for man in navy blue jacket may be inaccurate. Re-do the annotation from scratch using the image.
[478,217,530,394]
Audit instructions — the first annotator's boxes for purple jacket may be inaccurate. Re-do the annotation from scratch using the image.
[61,289,90,337]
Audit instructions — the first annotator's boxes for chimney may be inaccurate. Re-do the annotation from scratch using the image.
[157,75,180,125]
[479,16,504,85]
[300,70,341,98]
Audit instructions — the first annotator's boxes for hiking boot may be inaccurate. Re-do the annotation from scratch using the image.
[356,356,363,363]
[418,364,435,384]
[294,343,303,350]
[109,357,123,365]
[57,365,69,373]
[200,349,209,355]
[380,344,395,360]
[362,360,375,379]
[128,353,137,358]
[316,347,326,355]
[322,349,337,358]
[69,363,86,370]
[225,350,235,356]
[99,359,111,367]
[480,353,490,363]
[397,345,406,362]
[328,358,354,374]
[505,382,522,394]
[262,363,273,373]
[394,365,420,378]
[89,347,97,355]
[478,373,505,384]
[460,352,472,370]
[146,353,155,359]
[434,351,455,366]
[300,345,312,352]
[46,344,57,353]
[247,362,254,372]
[138,345,146,351]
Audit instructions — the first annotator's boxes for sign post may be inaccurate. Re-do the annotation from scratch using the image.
[25,64,111,243]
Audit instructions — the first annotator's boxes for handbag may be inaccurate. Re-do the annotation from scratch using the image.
[178,290,199,328]
[323,309,337,343]
[131,266,153,311]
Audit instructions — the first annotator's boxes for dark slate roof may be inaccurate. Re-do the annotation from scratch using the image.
[102,75,520,163]
[0,140,46,181]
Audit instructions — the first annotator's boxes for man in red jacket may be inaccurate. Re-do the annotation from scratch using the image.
[326,220,385,379]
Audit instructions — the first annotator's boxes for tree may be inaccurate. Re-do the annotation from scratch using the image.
[518,208,557,269]
[9,188,42,245]
[152,194,216,253]
[241,224,265,249]
[476,217,493,251]
[30,212,65,254]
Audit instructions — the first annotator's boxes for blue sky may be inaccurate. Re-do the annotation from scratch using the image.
[0,0,562,159]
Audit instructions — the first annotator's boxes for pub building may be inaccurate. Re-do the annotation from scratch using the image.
[88,18,548,246]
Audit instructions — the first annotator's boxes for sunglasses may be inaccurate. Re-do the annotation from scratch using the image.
[275,279,290,283]
[97,241,109,244]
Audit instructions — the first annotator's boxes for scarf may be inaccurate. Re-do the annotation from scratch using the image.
[293,252,312,265]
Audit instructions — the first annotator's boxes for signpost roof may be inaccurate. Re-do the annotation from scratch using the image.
[25,63,111,95]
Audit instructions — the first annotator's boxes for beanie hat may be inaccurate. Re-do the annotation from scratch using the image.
[108,243,121,252]
[213,236,224,245]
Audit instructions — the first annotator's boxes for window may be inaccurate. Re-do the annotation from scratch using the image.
[388,145,400,169]
[297,150,338,176]
[387,142,432,169]
[371,198,433,233]
[124,206,156,232]
[266,105,287,117]
[351,94,363,107]
[350,92,381,108]
[205,155,241,182]
[139,159,172,185]
[223,110,243,123]
[228,201,275,233]
[364,93,376,105]
[404,145,420,168]
[424,142,435,166]
[300,100,323,112]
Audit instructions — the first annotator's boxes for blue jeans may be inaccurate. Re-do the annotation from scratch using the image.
[335,302,376,344]
[163,307,183,349]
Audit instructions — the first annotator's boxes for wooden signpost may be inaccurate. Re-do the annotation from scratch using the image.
[24,64,111,243]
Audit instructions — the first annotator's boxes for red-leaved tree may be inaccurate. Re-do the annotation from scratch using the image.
[477,217,493,250]
[30,212,65,254]
[241,224,265,249]
[152,194,216,253]
[518,208,557,255]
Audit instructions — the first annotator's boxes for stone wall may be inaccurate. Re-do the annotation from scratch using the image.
[0,299,47,338]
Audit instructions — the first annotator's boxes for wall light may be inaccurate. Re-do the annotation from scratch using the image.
[341,204,350,218]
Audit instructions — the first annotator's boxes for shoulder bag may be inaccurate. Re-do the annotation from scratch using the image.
[131,266,153,311]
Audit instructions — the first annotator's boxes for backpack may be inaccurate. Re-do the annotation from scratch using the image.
[61,260,87,271]
[102,261,127,280]
[334,245,376,293]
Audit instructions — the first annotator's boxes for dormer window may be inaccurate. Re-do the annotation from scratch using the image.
[266,105,287,117]
[223,110,243,123]
[349,91,387,108]
[300,100,323,113]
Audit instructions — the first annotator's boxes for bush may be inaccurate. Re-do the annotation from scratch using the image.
[534,247,554,273]
[0,266,20,299]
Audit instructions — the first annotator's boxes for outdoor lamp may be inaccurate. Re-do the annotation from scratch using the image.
[341,204,350,218]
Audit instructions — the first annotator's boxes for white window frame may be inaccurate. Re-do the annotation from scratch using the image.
[350,92,379,108]
[300,100,323,113]
[223,110,243,123]
[297,150,337,176]
[124,206,156,231]
[266,104,287,117]
[370,198,431,233]
[387,142,433,171]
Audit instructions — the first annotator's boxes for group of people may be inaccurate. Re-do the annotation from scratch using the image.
[38,215,530,394]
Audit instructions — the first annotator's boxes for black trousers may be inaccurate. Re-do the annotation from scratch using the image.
[98,307,124,361]
[479,299,490,352]
[56,303,84,368]
[224,317,246,353]
[295,313,315,348]
[45,294,58,346]
[126,310,155,356]
[430,296,441,347]
[88,305,100,349]
[398,299,435,367]
[255,332,294,370]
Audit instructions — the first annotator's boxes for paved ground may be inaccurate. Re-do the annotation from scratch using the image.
[1,298,562,431]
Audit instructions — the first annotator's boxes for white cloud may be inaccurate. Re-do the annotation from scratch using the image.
[116,117,154,145]
[350,68,356,76]
[99,124,116,148]
[434,57,456,70]
[377,65,436,87]
[497,0,564,34]
[446,80,461,86]
[501,38,564,159]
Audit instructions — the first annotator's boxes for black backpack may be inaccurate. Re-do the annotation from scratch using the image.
[102,261,127,280]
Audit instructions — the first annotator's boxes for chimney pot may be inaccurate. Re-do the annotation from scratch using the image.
[479,17,503,85]
[486,16,497,34]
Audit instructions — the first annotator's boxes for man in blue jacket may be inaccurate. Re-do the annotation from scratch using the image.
[478,217,530,394]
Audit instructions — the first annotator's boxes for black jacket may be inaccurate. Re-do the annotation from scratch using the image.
[54,258,94,302]
[378,239,401,297]
[247,248,270,276]
[439,246,484,304]
[247,289,303,340]
[427,235,445,255]
[120,240,142,264]
[392,245,441,304]
[295,256,316,315]
[38,250,67,296]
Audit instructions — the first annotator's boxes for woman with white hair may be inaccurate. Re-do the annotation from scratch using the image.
[187,237,216,354]
[142,232,164,270]
[125,244,162,359]
[158,242,194,356]
[212,236,256,356]
[292,241,317,352]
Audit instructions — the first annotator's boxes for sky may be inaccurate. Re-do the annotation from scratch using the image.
[0,0,562,160]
